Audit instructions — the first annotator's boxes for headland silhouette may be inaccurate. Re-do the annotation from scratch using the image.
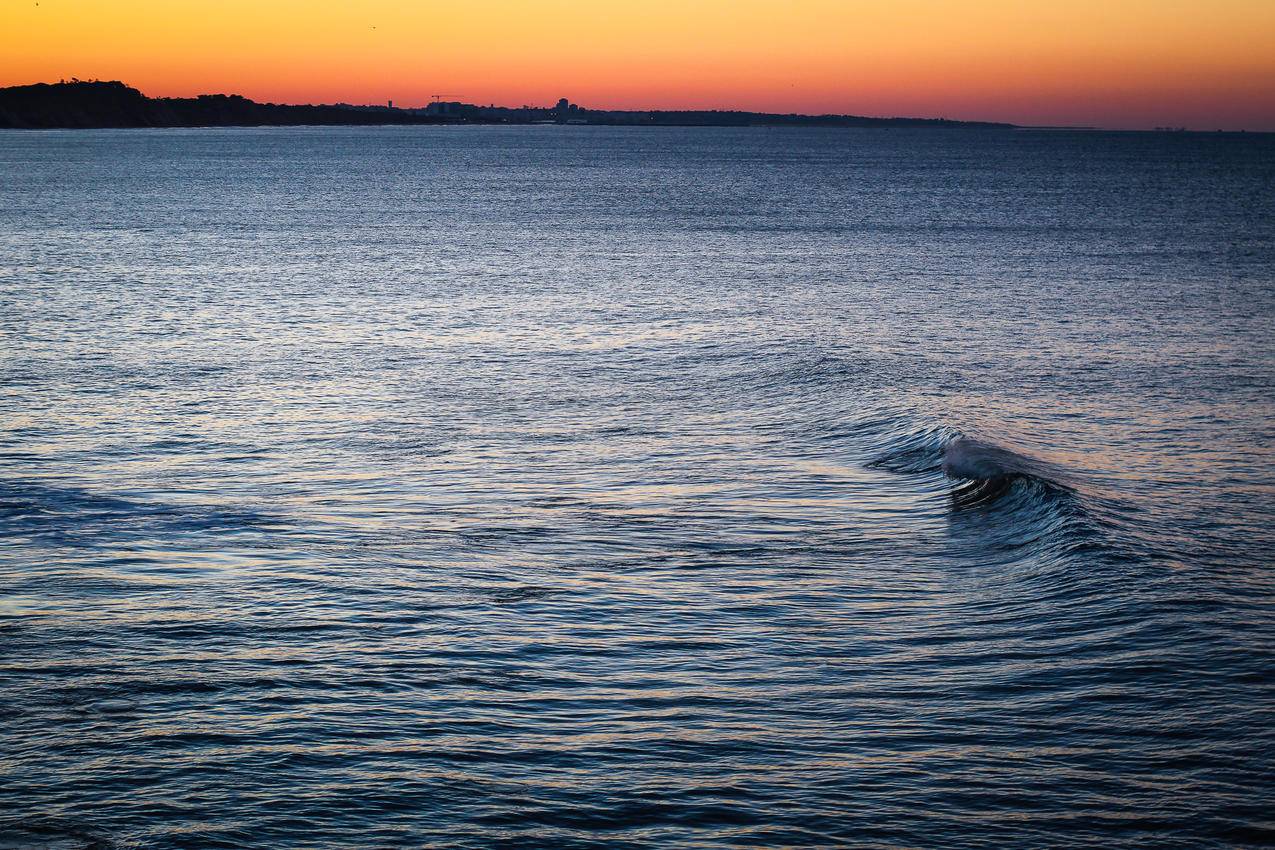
[0,80,1017,130]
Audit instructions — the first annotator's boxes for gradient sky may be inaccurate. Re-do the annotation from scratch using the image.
[3,0,1274,129]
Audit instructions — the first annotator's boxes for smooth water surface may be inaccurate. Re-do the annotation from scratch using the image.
[1,126,1273,848]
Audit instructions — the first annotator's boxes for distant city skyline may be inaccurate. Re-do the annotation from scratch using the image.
[3,0,1274,130]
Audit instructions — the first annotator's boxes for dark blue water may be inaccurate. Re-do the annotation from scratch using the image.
[1,126,1273,849]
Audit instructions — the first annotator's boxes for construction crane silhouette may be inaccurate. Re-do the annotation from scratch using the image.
[430,94,461,103]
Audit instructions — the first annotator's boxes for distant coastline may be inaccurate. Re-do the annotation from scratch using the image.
[0,80,1017,130]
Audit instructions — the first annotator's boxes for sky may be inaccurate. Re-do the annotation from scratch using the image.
[2,0,1274,130]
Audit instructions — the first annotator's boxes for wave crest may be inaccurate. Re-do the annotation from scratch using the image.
[941,436,1063,486]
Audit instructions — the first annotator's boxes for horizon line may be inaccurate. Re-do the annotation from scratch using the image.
[7,78,1275,133]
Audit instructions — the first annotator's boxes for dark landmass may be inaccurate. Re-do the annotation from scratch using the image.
[0,81,439,129]
[0,80,1017,130]
[419,95,1015,129]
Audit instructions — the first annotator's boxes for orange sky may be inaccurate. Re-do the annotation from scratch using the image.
[3,0,1274,129]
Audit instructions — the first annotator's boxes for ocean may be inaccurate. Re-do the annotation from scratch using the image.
[1,125,1273,848]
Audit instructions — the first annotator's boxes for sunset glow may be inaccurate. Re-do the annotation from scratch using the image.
[3,0,1274,130]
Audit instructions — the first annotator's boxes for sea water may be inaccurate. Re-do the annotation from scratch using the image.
[1,126,1273,848]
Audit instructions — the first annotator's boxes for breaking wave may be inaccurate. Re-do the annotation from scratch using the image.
[866,420,1118,568]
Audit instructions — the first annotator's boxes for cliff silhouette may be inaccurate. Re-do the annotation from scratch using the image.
[0,80,1017,130]
[0,81,439,129]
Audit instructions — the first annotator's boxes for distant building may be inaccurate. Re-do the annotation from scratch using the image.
[424,101,467,117]
[552,98,585,123]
